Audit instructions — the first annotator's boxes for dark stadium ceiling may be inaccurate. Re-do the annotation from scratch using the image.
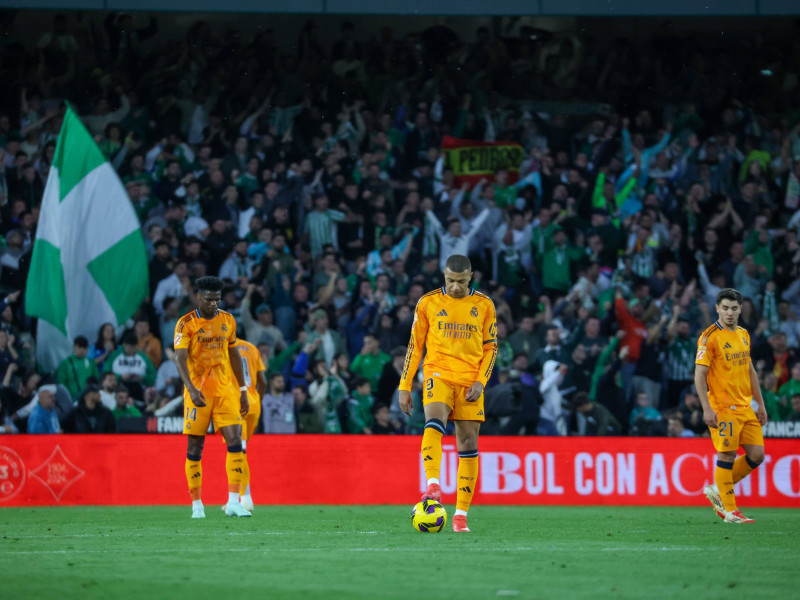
[1,0,798,15]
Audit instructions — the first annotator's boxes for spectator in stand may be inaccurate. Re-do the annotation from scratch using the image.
[262,373,296,433]
[293,384,323,433]
[346,377,374,434]
[571,391,620,436]
[350,334,390,396]
[538,360,568,435]
[666,413,695,438]
[614,288,648,403]
[112,385,142,419]
[787,394,800,422]
[134,316,162,369]
[306,309,347,368]
[104,332,157,402]
[26,384,61,434]
[371,403,403,434]
[89,323,117,371]
[55,335,100,400]
[240,284,287,352]
[629,391,663,436]
[99,371,118,410]
[63,384,116,433]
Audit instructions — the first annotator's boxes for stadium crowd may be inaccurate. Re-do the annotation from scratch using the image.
[1,12,800,436]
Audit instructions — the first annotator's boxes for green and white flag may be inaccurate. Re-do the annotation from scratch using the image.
[25,106,148,372]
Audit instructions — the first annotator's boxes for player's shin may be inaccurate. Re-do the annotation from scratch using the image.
[715,459,736,512]
[455,450,479,515]
[421,419,445,482]
[226,445,244,505]
[186,453,203,503]
[732,455,760,483]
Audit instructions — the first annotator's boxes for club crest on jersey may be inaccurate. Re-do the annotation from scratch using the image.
[470,306,478,317]
[222,324,228,332]
[742,338,748,346]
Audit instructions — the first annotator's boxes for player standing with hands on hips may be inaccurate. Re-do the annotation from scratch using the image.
[399,255,497,532]
[175,276,252,519]
[695,288,768,523]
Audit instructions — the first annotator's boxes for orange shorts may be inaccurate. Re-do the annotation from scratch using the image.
[422,373,485,422]
[183,394,242,435]
[709,406,764,452]
[242,401,261,441]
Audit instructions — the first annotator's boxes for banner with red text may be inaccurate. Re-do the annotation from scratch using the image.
[0,436,798,507]
[440,136,524,188]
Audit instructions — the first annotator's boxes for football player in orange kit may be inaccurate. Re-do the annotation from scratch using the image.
[175,276,251,518]
[695,288,768,523]
[399,254,497,532]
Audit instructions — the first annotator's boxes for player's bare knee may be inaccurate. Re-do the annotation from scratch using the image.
[187,435,205,456]
[717,451,736,463]
[746,446,765,466]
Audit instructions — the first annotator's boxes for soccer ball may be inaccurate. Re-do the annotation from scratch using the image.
[411,500,447,532]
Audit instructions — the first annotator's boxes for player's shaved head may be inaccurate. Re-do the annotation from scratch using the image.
[445,254,471,274]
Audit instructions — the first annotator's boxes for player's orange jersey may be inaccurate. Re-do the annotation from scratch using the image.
[399,287,497,390]
[236,339,266,407]
[695,322,753,411]
[174,309,239,398]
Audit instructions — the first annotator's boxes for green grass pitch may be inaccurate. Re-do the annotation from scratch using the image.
[1,506,798,599]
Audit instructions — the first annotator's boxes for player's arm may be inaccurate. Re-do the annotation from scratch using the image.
[749,361,768,425]
[398,298,429,415]
[228,344,249,417]
[693,364,717,428]
[468,302,498,402]
[175,348,205,408]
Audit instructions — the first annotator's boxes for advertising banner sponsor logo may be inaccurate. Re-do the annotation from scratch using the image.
[1,436,798,506]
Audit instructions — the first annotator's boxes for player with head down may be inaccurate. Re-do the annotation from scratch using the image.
[174,276,251,518]
[398,254,498,532]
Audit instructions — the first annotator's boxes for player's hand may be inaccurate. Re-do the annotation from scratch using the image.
[756,404,768,426]
[703,407,718,428]
[398,390,413,416]
[239,392,249,417]
[465,382,484,403]
[189,388,206,408]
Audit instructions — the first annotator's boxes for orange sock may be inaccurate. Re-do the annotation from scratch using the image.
[732,455,758,484]
[226,445,244,494]
[240,450,251,496]
[456,451,479,513]
[186,454,202,501]
[715,460,736,512]
[421,419,445,481]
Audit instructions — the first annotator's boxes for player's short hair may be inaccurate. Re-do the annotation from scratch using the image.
[73,335,89,348]
[194,276,224,293]
[122,331,137,346]
[716,288,743,306]
[445,254,471,273]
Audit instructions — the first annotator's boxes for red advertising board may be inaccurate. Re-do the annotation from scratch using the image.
[0,435,798,507]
